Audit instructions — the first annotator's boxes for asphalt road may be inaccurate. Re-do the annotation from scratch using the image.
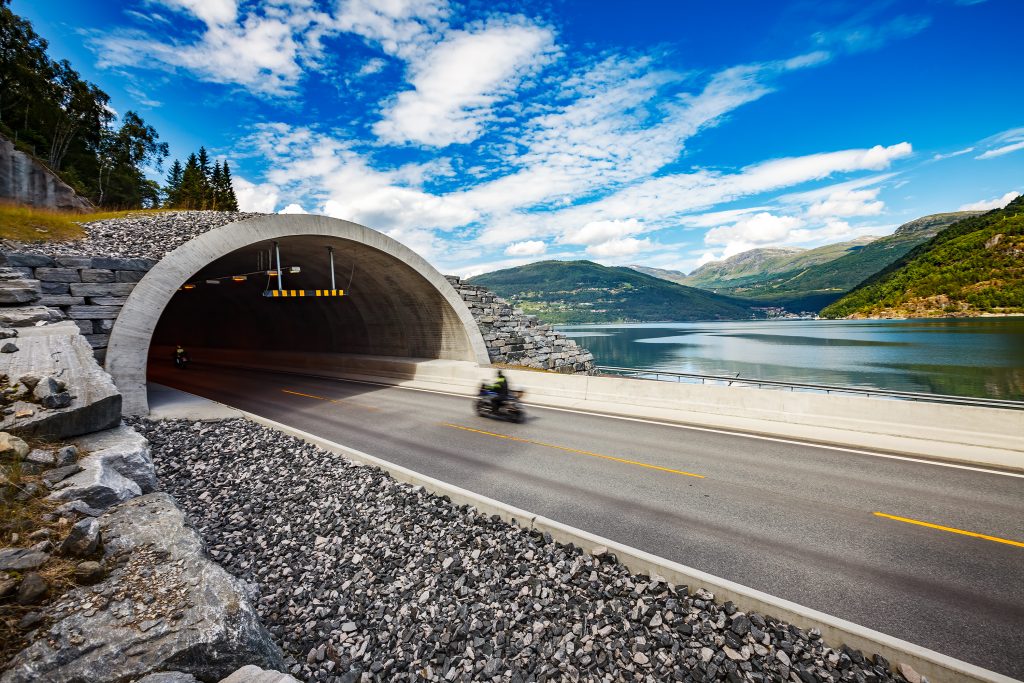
[150,362,1024,679]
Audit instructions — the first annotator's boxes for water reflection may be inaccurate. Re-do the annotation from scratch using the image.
[558,318,1024,399]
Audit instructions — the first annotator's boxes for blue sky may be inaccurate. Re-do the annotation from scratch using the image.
[17,0,1024,275]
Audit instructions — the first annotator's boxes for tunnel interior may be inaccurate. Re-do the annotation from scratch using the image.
[150,235,474,363]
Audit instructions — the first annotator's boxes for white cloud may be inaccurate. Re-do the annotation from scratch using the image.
[234,176,279,213]
[356,57,387,77]
[585,237,652,258]
[94,1,330,96]
[705,213,805,247]
[974,127,1024,160]
[279,203,308,214]
[504,240,547,256]
[958,191,1020,211]
[373,20,557,146]
[806,188,884,217]
[561,219,643,246]
[335,0,448,60]
[977,141,1024,160]
[932,146,974,160]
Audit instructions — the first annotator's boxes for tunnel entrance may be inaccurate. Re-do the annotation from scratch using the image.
[107,214,489,414]
[152,235,466,358]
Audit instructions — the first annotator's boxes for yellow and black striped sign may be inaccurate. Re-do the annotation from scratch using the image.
[262,289,345,298]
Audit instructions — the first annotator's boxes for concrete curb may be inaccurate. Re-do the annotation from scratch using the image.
[235,410,1018,683]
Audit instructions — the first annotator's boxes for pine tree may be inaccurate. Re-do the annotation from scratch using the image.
[179,152,203,209]
[163,159,183,208]
[220,160,239,211]
[196,146,212,208]
[209,161,222,210]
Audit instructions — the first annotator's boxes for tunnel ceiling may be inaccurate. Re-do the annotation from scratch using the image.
[152,235,472,359]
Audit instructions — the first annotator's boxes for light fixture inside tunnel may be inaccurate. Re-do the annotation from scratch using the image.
[232,275,247,282]
[182,283,196,290]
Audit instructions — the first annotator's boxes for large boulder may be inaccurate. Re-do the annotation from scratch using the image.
[48,425,156,511]
[0,322,121,439]
[0,305,63,327]
[1,493,285,683]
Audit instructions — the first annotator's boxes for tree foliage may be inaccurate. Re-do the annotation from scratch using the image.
[162,146,238,210]
[0,0,166,208]
[821,197,1024,318]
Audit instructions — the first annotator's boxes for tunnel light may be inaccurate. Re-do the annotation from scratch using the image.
[266,270,278,277]
[205,279,220,285]
[182,283,196,290]
[288,266,301,274]
[232,275,247,282]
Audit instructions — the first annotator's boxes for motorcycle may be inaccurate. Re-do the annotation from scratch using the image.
[475,385,526,423]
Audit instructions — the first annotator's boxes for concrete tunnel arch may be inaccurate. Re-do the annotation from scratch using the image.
[105,214,490,415]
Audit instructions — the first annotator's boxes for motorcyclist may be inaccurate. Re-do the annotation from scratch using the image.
[174,344,189,368]
[490,370,509,412]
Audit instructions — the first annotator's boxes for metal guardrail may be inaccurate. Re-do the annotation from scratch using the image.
[596,365,1024,410]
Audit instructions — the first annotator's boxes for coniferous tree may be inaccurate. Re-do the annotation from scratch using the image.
[179,152,203,209]
[220,160,239,211]
[196,146,211,207]
[209,161,222,210]
[163,159,183,208]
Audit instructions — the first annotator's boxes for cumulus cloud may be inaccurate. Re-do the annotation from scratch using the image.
[504,240,547,256]
[561,219,643,246]
[234,176,279,213]
[806,188,884,217]
[373,20,557,146]
[957,191,1020,211]
[585,237,652,258]
[705,213,804,247]
[335,0,448,60]
[279,203,308,214]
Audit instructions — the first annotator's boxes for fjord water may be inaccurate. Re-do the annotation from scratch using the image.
[558,318,1024,400]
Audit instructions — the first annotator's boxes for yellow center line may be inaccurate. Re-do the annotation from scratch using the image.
[442,422,705,479]
[281,389,378,411]
[873,512,1024,548]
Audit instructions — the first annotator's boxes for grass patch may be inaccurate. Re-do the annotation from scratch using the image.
[0,203,172,243]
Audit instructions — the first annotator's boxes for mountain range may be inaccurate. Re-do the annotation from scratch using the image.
[467,260,756,323]
[822,198,1024,318]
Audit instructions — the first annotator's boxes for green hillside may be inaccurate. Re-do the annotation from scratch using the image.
[690,212,980,311]
[681,239,876,290]
[821,198,1024,318]
[468,260,757,323]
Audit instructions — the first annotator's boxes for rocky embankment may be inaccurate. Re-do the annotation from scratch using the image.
[134,418,921,683]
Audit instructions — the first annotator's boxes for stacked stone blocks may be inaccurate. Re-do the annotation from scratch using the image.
[6,253,155,360]
[446,276,596,375]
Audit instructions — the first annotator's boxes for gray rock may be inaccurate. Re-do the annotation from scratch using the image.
[0,305,63,327]
[34,268,81,283]
[26,448,55,465]
[60,517,101,557]
[1,341,18,352]
[55,445,78,466]
[79,269,115,283]
[33,376,72,410]
[7,253,55,268]
[0,322,121,439]
[54,499,104,518]
[42,464,84,486]
[16,572,48,604]
[0,577,18,599]
[73,560,104,585]
[54,256,93,268]
[17,612,44,630]
[68,282,136,297]
[0,548,49,571]
[37,295,86,307]
[17,373,40,391]
[65,305,122,320]
[1,493,285,683]
[0,283,40,305]
[135,673,200,683]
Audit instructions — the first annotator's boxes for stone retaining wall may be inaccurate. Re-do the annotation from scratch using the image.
[447,276,596,374]
[3,253,154,362]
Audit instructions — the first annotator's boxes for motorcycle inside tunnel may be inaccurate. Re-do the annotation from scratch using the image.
[148,234,482,380]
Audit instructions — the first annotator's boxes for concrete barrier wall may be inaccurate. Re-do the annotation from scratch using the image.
[175,348,1024,471]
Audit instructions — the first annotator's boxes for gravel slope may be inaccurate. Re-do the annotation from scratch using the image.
[133,418,913,683]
